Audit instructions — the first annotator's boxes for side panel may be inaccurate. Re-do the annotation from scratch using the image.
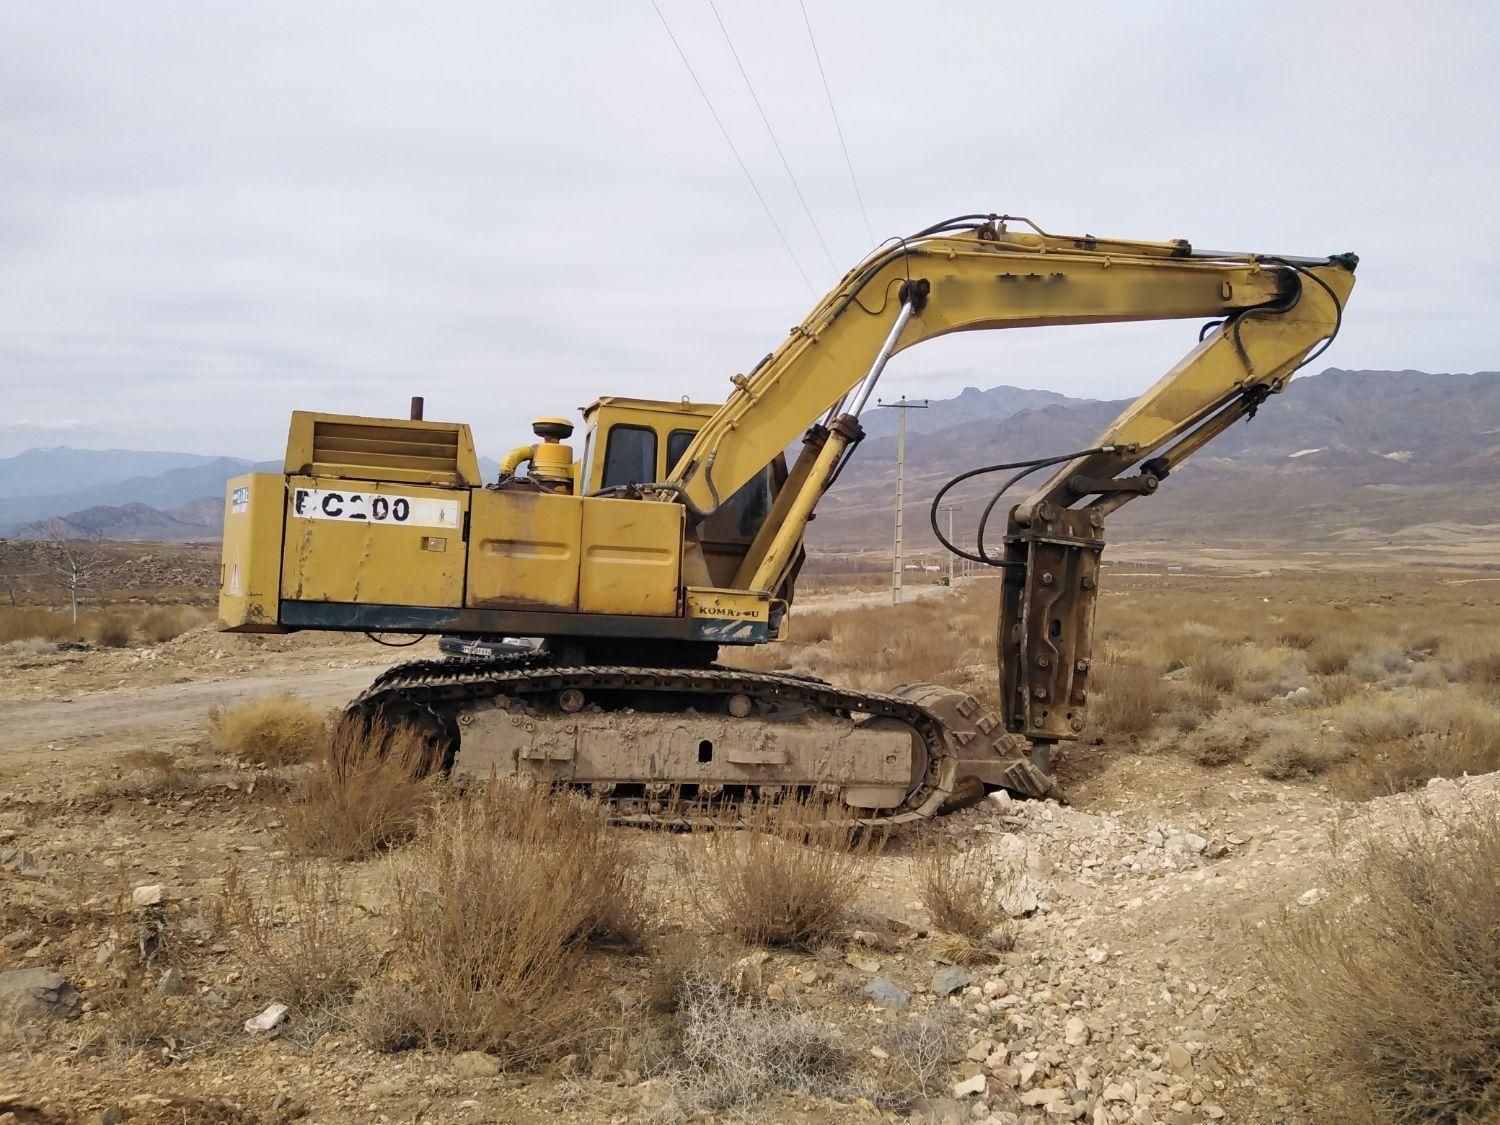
[466,490,582,611]
[218,473,289,632]
[579,497,682,617]
[280,475,468,607]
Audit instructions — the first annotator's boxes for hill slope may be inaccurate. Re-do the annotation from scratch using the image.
[813,368,1500,550]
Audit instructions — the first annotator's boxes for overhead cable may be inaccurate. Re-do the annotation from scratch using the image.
[797,0,875,249]
[706,0,838,273]
[650,0,816,294]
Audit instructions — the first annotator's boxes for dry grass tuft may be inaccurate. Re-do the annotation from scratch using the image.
[1260,801,1500,1122]
[1092,653,1168,738]
[1187,643,1242,694]
[1308,634,1360,675]
[94,749,207,799]
[679,795,881,949]
[208,694,326,766]
[140,606,204,643]
[916,837,1016,959]
[351,782,646,1063]
[283,718,437,860]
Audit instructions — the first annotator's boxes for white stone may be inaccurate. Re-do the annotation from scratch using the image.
[1297,887,1326,907]
[244,1002,289,1033]
[1064,1017,1090,1046]
[131,884,165,907]
[1020,1087,1066,1106]
[953,1074,988,1098]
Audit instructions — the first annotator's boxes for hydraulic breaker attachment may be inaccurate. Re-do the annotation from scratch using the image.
[998,505,1105,761]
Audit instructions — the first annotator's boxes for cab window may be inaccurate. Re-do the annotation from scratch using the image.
[601,425,657,489]
[728,468,773,537]
[666,429,696,477]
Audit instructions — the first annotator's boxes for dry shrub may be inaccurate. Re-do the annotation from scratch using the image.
[875,1011,961,1107]
[1349,646,1412,683]
[1189,644,1242,694]
[916,837,1016,959]
[1342,695,1500,795]
[352,782,646,1063]
[219,859,373,1042]
[1176,706,1348,778]
[89,612,133,648]
[283,718,436,860]
[1308,634,1360,675]
[1,637,55,657]
[1333,696,1421,743]
[791,611,836,645]
[1260,801,1500,1122]
[679,794,880,949]
[141,606,202,643]
[1252,734,1352,781]
[0,607,77,644]
[1092,654,1168,738]
[1316,673,1360,706]
[208,694,326,766]
[663,971,854,1114]
[95,749,205,799]
[1460,650,1500,693]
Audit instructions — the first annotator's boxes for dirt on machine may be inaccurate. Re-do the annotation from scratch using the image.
[216,214,1356,825]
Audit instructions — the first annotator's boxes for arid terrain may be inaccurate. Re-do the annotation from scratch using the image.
[2,548,1499,1124]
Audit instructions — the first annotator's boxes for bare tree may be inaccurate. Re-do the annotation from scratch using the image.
[0,539,28,607]
[41,521,107,624]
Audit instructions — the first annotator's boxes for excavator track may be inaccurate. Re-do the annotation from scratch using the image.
[349,654,969,830]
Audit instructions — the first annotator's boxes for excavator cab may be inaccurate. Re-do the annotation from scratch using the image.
[578,397,786,588]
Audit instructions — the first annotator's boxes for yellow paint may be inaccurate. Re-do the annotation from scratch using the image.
[467,489,582,611]
[285,411,481,488]
[217,473,288,632]
[579,496,682,616]
[279,475,468,607]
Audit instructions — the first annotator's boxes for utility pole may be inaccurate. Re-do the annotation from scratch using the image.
[875,395,927,605]
[939,503,961,589]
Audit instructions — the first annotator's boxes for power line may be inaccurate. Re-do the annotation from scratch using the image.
[705,0,838,273]
[797,0,875,249]
[649,0,816,295]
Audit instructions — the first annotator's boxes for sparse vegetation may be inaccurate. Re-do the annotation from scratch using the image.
[283,718,437,860]
[89,612,134,648]
[219,859,373,1043]
[916,837,1017,960]
[1091,651,1168,738]
[679,794,882,949]
[351,782,646,1063]
[1261,802,1500,1122]
[208,694,327,766]
[660,970,854,1113]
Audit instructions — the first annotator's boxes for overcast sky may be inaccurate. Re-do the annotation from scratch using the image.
[1,1,1495,459]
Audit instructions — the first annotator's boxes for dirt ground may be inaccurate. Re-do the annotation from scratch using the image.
[1,570,1495,1124]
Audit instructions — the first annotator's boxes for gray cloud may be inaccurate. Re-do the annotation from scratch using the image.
[1,1,1495,459]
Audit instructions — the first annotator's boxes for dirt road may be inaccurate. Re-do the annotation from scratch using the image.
[0,661,398,760]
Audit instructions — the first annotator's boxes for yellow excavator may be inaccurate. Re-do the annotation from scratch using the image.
[218,214,1355,825]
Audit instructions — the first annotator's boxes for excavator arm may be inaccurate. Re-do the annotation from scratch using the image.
[665,215,1355,746]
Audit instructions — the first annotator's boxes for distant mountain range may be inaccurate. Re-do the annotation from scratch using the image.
[5,368,1497,547]
[812,367,1500,549]
[0,454,278,535]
